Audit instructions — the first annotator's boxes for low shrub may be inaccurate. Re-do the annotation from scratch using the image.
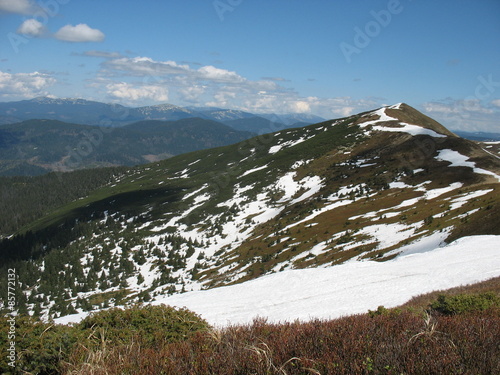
[77,304,209,347]
[0,315,83,375]
[430,292,500,315]
[1,304,209,375]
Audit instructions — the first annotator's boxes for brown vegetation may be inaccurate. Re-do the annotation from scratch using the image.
[62,278,500,375]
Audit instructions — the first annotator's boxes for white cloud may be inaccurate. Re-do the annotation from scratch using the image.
[103,57,192,77]
[17,18,46,37]
[0,70,55,98]
[423,98,493,115]
[179,86,206,102]
[197,65,245,83]
[54,24,105,42]
[422,98,500,132]
[94,55,379,117]
[491,99,500,108]
[0,0,35,14]
[106,82,168,102]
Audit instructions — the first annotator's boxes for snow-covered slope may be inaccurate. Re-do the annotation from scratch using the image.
[55,235,500,325]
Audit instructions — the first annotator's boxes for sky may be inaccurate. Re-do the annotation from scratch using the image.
[0,0,499,132]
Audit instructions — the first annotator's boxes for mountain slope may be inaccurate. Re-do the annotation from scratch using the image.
[0,118,254,175]
[0,103,499,320]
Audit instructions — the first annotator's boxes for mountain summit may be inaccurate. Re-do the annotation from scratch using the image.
[0,103,498,320]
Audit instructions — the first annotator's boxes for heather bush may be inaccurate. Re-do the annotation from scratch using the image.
[67,310,500,374]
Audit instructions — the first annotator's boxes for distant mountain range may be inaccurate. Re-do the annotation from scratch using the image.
[0,97,325,131]
[0,118,254,176]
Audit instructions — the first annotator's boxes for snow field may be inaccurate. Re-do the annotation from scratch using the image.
[55,235,500,326]
[151,235,499,327]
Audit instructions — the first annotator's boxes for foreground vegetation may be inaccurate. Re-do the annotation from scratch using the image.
[1,278,498,375]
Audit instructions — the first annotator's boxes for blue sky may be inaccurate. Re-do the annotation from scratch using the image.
[0,0,499,132]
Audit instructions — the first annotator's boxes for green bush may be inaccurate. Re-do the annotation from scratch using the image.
[78,303,209,347]
[1,304,209,374]
[0,314,83,375]
[430,292,500,315]
[368,305,401,318]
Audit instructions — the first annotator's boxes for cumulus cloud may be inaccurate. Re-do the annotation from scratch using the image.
[0,0,36,14]
[0,70,55,98]
[106,81,168,102]
[54,24,105,42]
[197,65,245,83]
[17,18,46,37]
[94,55,379,117]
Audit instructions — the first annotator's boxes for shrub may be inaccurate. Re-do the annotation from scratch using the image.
[77,304,209,347]
[430,292,500,315]
[0,315,83,375]
[1,305,209,374]
[368,305,401,318]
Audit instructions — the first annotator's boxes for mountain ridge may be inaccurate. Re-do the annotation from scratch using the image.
[0,97,325,130]
[0,103,498,321]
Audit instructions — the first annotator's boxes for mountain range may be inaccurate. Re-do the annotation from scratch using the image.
[0,97,324,129]
[0,103,498,321]
[0,118,254,176]
[0,97,327,176]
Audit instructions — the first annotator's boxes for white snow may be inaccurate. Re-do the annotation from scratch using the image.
[360,107,446,138]
[240,164,268,177]
[55,235,500,326]
[424,182,463,200]
[447,189,494,211]
[437,149,500,182]
[268,145,282,154]
[268,136,310,154]
[153,235,500,326]
[389,103,403,110]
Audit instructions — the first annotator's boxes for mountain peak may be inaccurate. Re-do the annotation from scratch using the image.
[357,103,456,138]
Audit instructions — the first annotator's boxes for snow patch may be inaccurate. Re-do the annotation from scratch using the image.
[437,149,500,182]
